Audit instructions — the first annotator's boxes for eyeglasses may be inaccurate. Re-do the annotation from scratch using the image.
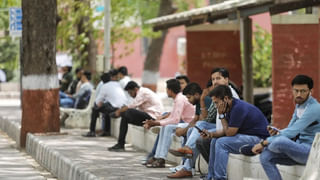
[292,89,309,94]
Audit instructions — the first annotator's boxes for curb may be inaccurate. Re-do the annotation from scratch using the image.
[0,115,21,147]
[26,133,99,180]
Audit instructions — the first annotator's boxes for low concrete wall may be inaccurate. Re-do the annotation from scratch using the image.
[113,118,309,180]
[301,133,320,180]
[25,133,99,180]
[0,116,21,147]
[110,118,184,164]
[228,154,304,180]
[0,82,20,92]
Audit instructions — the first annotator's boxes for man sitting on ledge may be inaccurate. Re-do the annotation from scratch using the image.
[252,74,320,180]
[143,79,195,168]
[108,81,163,151]
[202,85,269,180]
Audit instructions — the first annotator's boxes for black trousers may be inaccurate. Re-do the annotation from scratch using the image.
[90,102,117,133]
[196,137,211,163]
[118,108,153,145]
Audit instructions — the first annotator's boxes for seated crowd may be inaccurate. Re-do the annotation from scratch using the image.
[59,65,320,180]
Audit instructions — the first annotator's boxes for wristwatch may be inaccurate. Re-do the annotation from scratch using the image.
[260,140,267,147]
[219,113,226,119]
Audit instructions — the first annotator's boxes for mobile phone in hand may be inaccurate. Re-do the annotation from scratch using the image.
[194,126,203,133]
[267,125,279,132]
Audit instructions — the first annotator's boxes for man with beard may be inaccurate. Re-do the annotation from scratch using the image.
[168,67,240,178]
[252,74,320,180]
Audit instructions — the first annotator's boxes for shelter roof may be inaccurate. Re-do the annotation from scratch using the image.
[146,0,320,31]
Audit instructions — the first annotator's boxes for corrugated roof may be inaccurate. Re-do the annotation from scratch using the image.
[146,0,273,28]
[146,0,320,30]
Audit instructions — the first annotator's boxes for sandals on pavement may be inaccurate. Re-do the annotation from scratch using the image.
[146,158,165,168]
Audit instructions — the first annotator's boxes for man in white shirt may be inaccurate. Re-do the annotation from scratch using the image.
[108,81,163,151]
[82,72,127,137]
[117,66,132,104]
[117,66,131,89]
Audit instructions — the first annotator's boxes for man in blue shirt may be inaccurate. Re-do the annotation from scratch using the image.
[202,85,269,180]
[252,75,320,180]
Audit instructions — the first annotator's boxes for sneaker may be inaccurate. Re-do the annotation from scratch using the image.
[82,131,96,137]
[108,144,125,152]
[169,147,193,158]
[239,144,256,156]
[150,126,161,134]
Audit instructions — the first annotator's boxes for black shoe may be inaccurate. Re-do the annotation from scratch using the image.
[98,131,111,137]
[82,131,96,137]
[239,144,256,156]
[108,144,125,152]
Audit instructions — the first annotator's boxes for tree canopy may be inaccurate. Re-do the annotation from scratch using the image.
[0,0,20,81]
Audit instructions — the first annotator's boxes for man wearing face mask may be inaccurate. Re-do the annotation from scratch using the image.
[252,75,320,180]
[201,85,269,180]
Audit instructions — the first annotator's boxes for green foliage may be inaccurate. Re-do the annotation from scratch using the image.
[56,0,205,67]
[57,0,102,67]
[253,25,272,87]
[0,0,21,81]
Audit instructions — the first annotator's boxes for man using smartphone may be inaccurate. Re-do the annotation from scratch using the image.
[252,75,320,180]
[202,85,269,180]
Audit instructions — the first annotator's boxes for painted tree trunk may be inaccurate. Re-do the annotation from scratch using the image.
[21,0,60,147]
[142,0,175,92]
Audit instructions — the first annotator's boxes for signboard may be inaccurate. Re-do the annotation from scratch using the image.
[9,7,22,37]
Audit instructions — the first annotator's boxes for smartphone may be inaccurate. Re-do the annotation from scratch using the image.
[267,125,279,132]
[194,126,203,133]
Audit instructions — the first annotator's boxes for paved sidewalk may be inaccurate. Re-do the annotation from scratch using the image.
[27,128,201,180]
[0,129,56,180]
[0,103,202,180]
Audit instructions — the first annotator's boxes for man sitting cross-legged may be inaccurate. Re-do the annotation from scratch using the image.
[108,81,163,151]
[251,75,320,180]
[143,79,195,168]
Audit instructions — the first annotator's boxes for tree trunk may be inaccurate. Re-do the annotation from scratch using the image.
[21,0,60,147]
[142,0,175,91]
[77,0,97,74]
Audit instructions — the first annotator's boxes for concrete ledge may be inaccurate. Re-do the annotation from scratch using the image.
[0,116,21,147]
[110,118,184,164]
[0,108,314,180]
[26,133,99,180]
[227,154,304,180]
[0,82,20,91]
[0,91,20,99]
[111,118,307,179]
[301,133,320,179]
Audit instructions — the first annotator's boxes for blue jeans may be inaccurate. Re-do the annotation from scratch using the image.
[154,123,188,159]
[183,121,216,171]
[260,136,311,180]
[208,134,261,180]
[59,91,75,108]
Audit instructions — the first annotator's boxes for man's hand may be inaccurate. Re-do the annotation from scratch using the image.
[201,88,210,100]
[252,143,264,154]
[217,101,228,114]
[175,127,188,137]
[143,119,159,129]
[267,125,280,136]
[200,129,211,139]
